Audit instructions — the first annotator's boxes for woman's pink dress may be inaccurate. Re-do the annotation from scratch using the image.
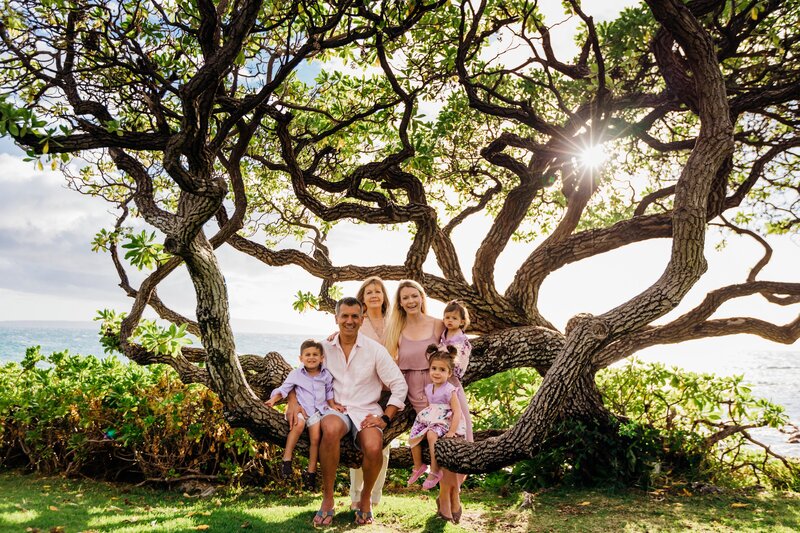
[398,327,438,412]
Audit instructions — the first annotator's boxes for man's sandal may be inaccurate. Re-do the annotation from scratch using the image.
[354,510,374,525]
[312,509,334,528]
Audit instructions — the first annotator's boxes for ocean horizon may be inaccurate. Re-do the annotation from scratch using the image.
[2,321,798,457]
[0,320,327,361]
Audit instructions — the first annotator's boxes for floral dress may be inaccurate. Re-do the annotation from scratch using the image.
[440,330,471,378]
[408,382,466,447]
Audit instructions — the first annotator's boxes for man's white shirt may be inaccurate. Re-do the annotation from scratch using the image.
[323,332,407,429]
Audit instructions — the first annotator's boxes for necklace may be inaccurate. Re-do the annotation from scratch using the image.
[366,314,385,341]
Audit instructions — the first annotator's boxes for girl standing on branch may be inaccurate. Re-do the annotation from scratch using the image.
[407,344,466,492]
[439,300,473,443]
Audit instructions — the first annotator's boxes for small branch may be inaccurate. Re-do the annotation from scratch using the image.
[635,185,676,216]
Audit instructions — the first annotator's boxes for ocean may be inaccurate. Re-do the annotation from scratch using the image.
[1,323,798,457]
[0,322,314,362]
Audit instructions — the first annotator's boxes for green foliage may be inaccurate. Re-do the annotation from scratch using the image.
[291,284,343,313]
[134,320,192,356]
[468,359,798,490]
[0,95,72,170]
[90,228,121,253]
[509,418,704,490]
[94,308,127,354]
[94,309,192,357]
[467,368,541,428]
[0,347,279,483]
[121,230,171,270]
[292,290,319,313]
[599,359,789,444]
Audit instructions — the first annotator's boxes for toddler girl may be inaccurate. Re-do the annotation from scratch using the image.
[406,344,466,490]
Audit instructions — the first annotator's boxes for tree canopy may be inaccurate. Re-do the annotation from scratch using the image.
[1,0,798,470]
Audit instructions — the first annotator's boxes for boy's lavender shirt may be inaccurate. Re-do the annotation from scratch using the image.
[270,366,335,416]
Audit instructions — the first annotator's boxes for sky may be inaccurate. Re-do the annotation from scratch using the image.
[0,1,797,357]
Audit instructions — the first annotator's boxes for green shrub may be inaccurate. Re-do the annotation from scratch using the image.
[0,347,281,484]
[467,358,800,491]
[508,418,706,490]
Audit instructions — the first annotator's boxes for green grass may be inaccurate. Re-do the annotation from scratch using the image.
[0,470,798,532]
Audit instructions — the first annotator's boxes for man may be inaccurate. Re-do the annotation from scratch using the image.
[287,296,407,527]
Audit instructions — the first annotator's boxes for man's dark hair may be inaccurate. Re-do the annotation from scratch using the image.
[335,296,363,315]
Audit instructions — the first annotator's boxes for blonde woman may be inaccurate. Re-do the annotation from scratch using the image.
[357,276,389,344]
[386,280,467,523]
[384,280,445,413]
[349,276,392,511]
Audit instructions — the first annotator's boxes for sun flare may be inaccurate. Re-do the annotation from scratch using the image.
[579,144,608,169]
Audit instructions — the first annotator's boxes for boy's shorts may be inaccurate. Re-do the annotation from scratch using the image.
[290,410,325,428]
[304,411,323,428]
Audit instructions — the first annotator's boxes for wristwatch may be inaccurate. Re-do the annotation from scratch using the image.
[380,414,391,427]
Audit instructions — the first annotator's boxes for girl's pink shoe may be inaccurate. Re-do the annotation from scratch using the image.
[422,470,443,489]
[407,464,428,485]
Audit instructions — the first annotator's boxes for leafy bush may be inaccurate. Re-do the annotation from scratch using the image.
[466,368,541,429]
[0,347,280,484]
[467,358,799,490]
[508,418,706,490]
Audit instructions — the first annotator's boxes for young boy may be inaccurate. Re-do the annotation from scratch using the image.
[266,339,345,490]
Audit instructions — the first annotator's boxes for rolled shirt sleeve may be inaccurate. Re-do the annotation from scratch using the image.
[375,347,408,410]
[325,376,335,401]
[270,368,300,400]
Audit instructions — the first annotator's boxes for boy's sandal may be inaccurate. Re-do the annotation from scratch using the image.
[280,460,292,479]
[312,509,334,528]
[422,470,443,490]
[354,510,373,525]
[302,470,317,491]
[407,464,428,485]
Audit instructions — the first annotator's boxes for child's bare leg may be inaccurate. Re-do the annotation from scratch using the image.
[283,419,306,461]
[307,423,321,473]
[411,443,424,469]
[426,431,439,472]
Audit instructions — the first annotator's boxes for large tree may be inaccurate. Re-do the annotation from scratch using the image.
[1,0,798,471]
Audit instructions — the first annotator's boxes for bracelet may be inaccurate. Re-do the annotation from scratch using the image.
[380,414,391,427]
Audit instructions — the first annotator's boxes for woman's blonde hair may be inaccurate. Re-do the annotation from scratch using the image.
[356,276,389,317]
[384,279,428,360]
